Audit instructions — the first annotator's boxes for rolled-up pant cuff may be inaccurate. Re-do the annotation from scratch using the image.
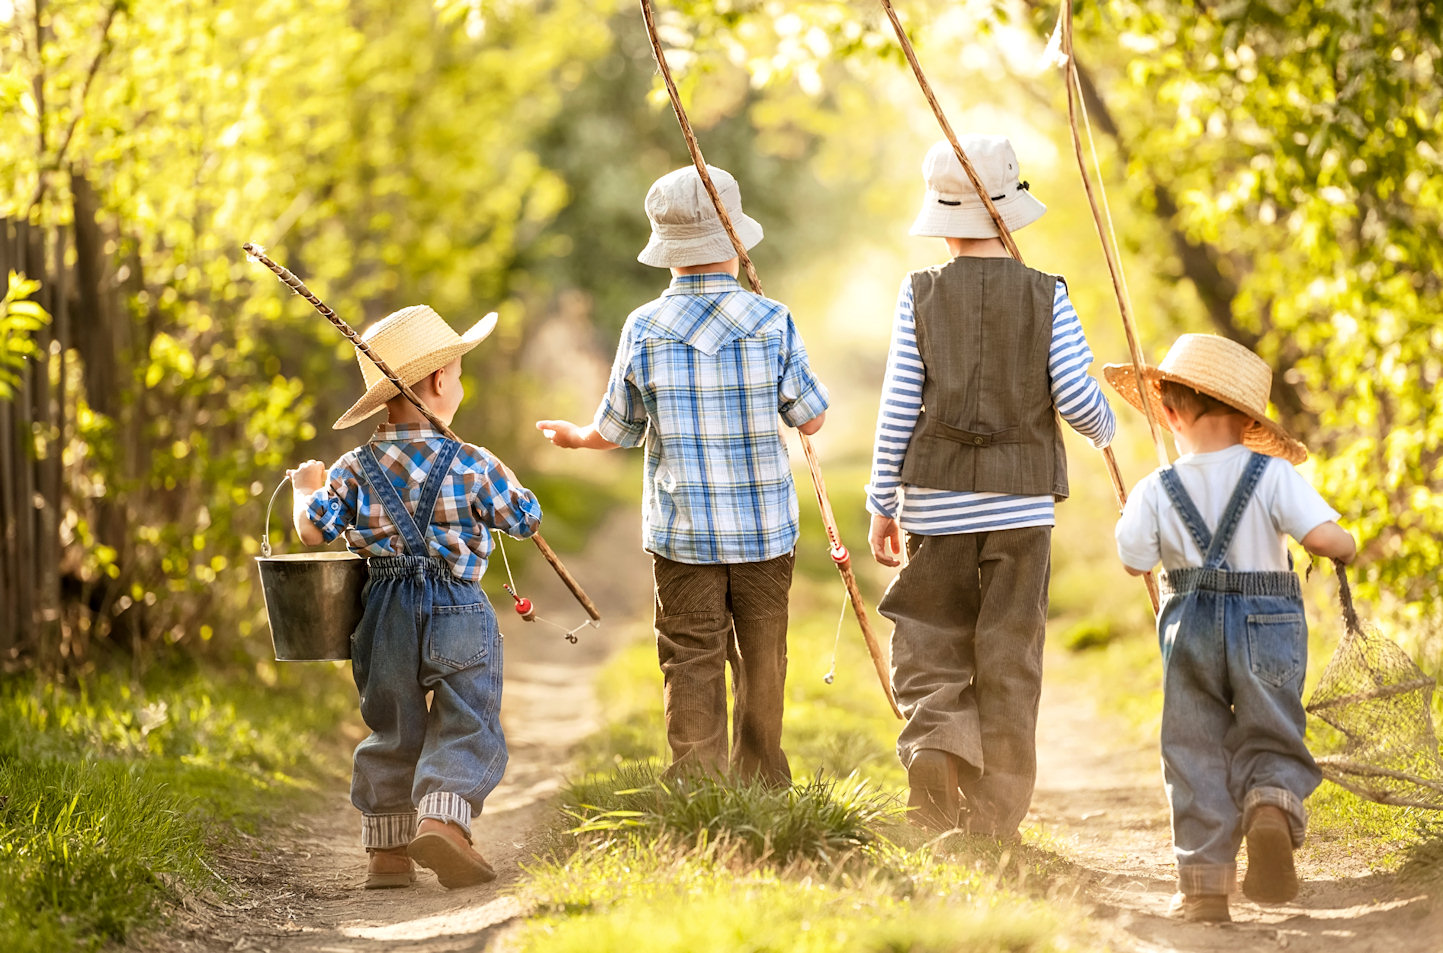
[1243,785,1307,847]
[417,791,473,840]
[1178,862,1236,896]
[361,812,416,850]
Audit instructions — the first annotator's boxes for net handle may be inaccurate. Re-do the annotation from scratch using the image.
[1333,558,1361,636]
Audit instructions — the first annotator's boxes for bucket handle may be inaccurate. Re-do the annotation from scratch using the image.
[260,474,293,558]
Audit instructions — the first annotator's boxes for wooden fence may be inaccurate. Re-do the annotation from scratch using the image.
[1,179,135,670]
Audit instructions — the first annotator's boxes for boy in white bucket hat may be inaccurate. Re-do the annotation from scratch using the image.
[288,304,542,890]
[865,135,1116,836]
[1109,333,1354,922]
[537,164,829,786]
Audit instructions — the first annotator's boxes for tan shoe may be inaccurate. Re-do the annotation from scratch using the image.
[407,818,496,888]
[907,749,961,833]
[1242,805,1299,903]
[1168,892,1230,922]
[364,846,415,889]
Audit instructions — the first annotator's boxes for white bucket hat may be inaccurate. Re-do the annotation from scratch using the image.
[909,135,1047,239]
[333,305,497,429]
[1103,333,1308,464]
[637,164,764,268]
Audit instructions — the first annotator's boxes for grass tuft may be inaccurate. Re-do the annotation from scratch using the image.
[563,762,901,868]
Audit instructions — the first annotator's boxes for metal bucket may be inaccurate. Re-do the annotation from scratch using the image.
[255,475,367,661]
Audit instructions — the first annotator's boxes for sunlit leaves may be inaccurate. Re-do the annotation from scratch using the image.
[0,272,50,400]
[1072,1,1443,621]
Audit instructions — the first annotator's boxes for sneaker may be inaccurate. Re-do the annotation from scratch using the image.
[364,846,415,889]
[907,749,961,832]
[1168,892,1231,922]
[407,818,496,889]
[1242,805,1299,903]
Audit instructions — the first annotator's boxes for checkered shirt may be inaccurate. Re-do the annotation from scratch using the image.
[305,422,542,581]
[595,273,830,564]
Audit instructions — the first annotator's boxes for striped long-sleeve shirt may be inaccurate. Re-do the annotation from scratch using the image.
[865,274,1115,534]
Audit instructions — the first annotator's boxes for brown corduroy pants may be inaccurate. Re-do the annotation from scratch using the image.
[652,552,794,786]
[878,527,1051,835]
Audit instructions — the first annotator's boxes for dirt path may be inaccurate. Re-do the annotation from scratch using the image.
[1030,649,1441,952]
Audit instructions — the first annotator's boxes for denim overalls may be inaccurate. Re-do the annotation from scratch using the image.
[349,440,507,850]
[1156,452,1321,896]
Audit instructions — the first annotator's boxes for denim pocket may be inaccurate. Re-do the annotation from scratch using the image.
[426,601,494,671]
[1246,612,1304,688]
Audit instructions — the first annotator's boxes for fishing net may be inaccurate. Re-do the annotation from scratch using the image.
[1305,560,1443,809]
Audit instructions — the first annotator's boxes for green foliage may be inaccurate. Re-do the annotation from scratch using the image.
[1065,2,1443,630]
[0,664,353,950]
[1060,616,1116,652]
[0,272,50,400]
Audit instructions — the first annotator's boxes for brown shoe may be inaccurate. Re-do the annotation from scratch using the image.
[1242,805,1299,903]
[1168,892,1230,922]
[907,749,961,832]
[407,818,496,888]
[364,846,415,889]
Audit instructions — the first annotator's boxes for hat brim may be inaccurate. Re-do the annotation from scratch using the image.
[332,312,498,430]
[1103,362,1308,465]
[637,213,764,268]
[909,190,1047,239]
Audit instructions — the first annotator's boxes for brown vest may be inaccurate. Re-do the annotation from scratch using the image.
[899,257,1069,500]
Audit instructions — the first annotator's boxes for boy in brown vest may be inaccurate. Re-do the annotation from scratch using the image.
[865,136,1116,835]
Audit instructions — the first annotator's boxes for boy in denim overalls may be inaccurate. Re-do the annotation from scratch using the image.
[290,305,542,890]
[536,165,828,785]
[1108,333,1355,922]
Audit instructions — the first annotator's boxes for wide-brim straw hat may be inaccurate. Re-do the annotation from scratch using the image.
[1103,333,1308,464]
[333,305,497,429]
[637,164,764,268]
[910,135,1047,239]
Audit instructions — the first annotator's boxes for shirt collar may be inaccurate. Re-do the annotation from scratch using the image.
[371,421,447,442]
[661,272,744,297]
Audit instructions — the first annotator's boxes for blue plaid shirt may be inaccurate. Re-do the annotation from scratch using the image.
[595,273,830,564]
[305,422,542,581]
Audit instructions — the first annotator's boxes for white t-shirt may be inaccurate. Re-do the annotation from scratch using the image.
[1115,444,1339,573]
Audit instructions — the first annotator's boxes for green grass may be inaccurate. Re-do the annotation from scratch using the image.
[563,764,898,867]
[0,662,354,952]
[520,760,1109,953]
[521,836,1091,953]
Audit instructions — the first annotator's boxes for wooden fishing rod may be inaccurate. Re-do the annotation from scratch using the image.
[878,0,1160,613]
[242,242,602,623]
[1059,2,1170,470]
[640,0,902,719]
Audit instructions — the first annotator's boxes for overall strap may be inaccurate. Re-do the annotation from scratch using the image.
[1157,467,1215,559]
[412,439,462,535]
[1203,451,1271,570]
[358,440,461,557]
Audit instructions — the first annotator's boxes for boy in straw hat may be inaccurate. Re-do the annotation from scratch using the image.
[289,304,542,890]
[536,164,829,786]
[866,135,1116,836]
[1108,332,1355,922]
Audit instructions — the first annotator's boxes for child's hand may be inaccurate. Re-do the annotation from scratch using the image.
[869,514,903,568]
[535,419,583,448]
[535,419,619,451]
[288,460,327,493]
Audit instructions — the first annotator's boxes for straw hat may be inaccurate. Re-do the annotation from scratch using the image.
[333,305,497,429]
[637,165,763,268]
[1103,333,1307,464]
[909,136,1047,239]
